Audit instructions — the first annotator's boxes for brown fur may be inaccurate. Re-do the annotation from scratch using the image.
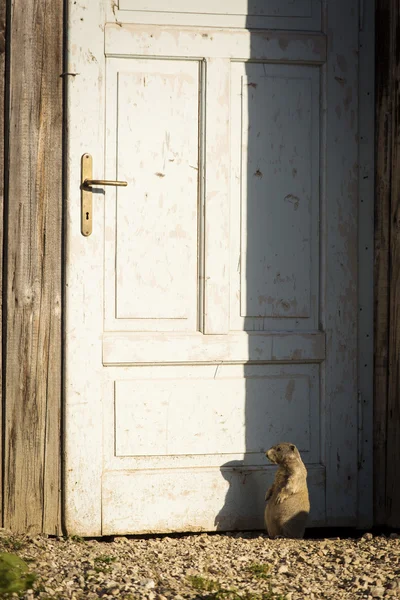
[264,442,310,539]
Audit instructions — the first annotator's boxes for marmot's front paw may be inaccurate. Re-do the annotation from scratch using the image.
[275,492,290,505]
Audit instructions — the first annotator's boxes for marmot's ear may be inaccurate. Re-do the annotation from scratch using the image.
[290,444,295,451]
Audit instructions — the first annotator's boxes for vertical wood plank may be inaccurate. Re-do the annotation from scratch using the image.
[4,0,63,533]
[0,0,6,528]
[386,0,400,528]
[374,0,391,527]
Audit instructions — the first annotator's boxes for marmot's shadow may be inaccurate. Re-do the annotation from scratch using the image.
[214,459,271,531]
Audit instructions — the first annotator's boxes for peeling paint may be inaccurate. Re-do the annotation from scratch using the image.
[284,193,300,210]
[285,380,295,402]
[169,224,187,239]
[334,76,346,86]
[87,50,97,63]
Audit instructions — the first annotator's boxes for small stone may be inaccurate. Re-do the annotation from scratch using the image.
[278,565,289,574]
[387,581,400,589]
[141,578,156,590]
[370,586,385,598]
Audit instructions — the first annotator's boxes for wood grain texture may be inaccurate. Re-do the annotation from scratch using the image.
[4,0,63,533]
[0,0,6,528]
[386,0,400,528]
[374,0,391,527]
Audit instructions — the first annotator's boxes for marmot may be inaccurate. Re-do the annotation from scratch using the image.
[264,442,310,539]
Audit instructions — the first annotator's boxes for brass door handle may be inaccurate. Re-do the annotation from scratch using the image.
[81,153,128,236]
[83,179,127,188]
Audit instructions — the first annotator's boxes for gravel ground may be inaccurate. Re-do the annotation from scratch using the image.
[0,529,399,600]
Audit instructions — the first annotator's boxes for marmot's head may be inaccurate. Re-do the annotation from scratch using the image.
[266,442,301,467]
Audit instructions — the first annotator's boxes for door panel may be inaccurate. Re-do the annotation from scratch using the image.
[102,465,326,535]
[118,0,315,17]
[105,25,327,63]
[105,59,200,331]
[240,71,313,319]
[111,365,319,461]
[116,0,322,31]
[66,0,363,536]
[102,331,325,364]
[230,63,320,330]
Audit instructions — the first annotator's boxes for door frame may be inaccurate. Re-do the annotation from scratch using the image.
[357,0,374,528]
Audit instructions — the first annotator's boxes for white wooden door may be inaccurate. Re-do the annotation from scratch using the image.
[65,0,367,536]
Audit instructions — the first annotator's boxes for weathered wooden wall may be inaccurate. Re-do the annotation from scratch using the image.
[2,0,63,533]
[374,0,400,527]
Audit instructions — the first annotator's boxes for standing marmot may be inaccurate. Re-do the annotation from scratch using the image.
[264,442,310,539]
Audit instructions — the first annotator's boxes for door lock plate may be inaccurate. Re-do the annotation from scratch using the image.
[81,153,93,236]
[80,154,128,236]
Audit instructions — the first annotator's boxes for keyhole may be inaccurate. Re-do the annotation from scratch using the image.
[86,212,89,220]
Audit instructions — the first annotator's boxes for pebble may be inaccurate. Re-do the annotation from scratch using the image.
[0,529,399,599]
[278,565,289,574]
[369,586,385,598]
